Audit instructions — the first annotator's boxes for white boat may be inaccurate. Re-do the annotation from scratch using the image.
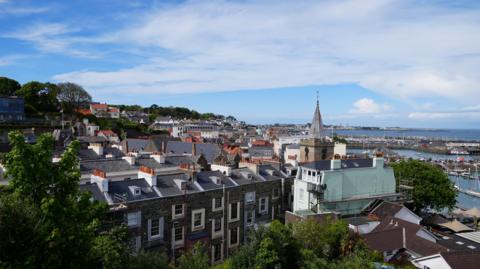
[449,149,470,155]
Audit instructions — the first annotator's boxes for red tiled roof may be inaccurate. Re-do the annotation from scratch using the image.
[91,103,108,109]
[77,109,92,116]
[108,107,119,113]
[98,130,117,136]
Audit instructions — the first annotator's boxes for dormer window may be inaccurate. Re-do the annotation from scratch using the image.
[129,186,141,196]
[210,176,222,185]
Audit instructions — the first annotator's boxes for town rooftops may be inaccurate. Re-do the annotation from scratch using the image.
[108,178,159,203]
[166,141,221,163]
[364,216,447,257]
[436,232,480,252]
[91,103,108,110]
[81,159,134,173]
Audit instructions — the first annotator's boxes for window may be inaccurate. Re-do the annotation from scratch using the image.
[172,204,184,219]
[212,197,224,211]
[308,170,311,176]
[229,202,240,222]
[259,197,269,214]
[245,210,255,226]
[212,243,223,263]
[245,192,255,204]
[173,226,184,246]
[127,211,140,227]
[212,217,223,238]
[191,208,205,231]
[272,188,280,199]
[229,227,239,247]
[148,217,164,240]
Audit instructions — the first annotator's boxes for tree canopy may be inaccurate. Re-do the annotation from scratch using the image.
[392,159,456,212]
[0,132,128,268]
[0,77,21,97]
[15,81,60,116]
[57,82,92,113]
[223,219,380,269]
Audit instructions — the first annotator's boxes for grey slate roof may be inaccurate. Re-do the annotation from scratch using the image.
[124,139,149,152]
[77,136,108,143]
[78,148,102,160]
[156,173,200,196]
[195,171,236,190]
[164,155,195,165]
[136,157,171,169]
[249,147,274,158]
[166,141,221,163]
[79,183,107,202]
[301,158,373,170]
[80,159,134,173]
[258,164,284,181]
[108,178,159,202]
[229,168,264,185]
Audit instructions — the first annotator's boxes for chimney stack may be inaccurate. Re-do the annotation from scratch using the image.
[138,166,156,186]
[122,155,136,165]
[91,169,108,192]
[151,153,165,164]
[88,142,103,156]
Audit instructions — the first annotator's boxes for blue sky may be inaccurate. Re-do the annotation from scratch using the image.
[1,0,480,128]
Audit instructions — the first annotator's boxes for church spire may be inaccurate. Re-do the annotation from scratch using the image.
[310,91,324,139]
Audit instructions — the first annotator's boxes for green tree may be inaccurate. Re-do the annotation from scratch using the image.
[16,81,60,115]
[177,243,210,269]
[57,82,92,113]
[0,131,126,268]
[255,237,281,269]
[229,243,256,269]
[392,159,456,212]
[0,77,21,96]
[125,250,169,269]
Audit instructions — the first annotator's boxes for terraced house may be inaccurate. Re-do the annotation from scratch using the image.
[81,157,293,264]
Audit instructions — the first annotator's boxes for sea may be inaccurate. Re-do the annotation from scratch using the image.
[335,128,480,141]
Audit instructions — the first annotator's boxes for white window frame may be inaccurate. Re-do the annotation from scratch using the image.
[245,191,255,204]
[127,211,140,227]
[228,227,240,247]
[212,217,224,238]
[172,226,184,248]
[229,202,240,222]
[148,217,164,241]
[191,208,205,232]
[212,197,224,212]
[245,209,255,226]
[259,197,269,214]
[172,204,184,219]
[211,243,224,264]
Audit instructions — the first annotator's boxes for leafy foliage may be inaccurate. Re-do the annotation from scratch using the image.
[392,159,456,211]
[15,81,60,116]
[177,243,210,269]
[57,82,92,113]
[0,77,21,97]
[0,131,132,269]
[220,219,380,269]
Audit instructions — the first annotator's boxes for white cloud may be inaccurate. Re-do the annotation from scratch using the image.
[3,23,98,58]
[39,0,480,104]
[349,98,391,114]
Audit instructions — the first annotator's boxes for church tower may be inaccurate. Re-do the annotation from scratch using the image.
[299,94,335,162]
